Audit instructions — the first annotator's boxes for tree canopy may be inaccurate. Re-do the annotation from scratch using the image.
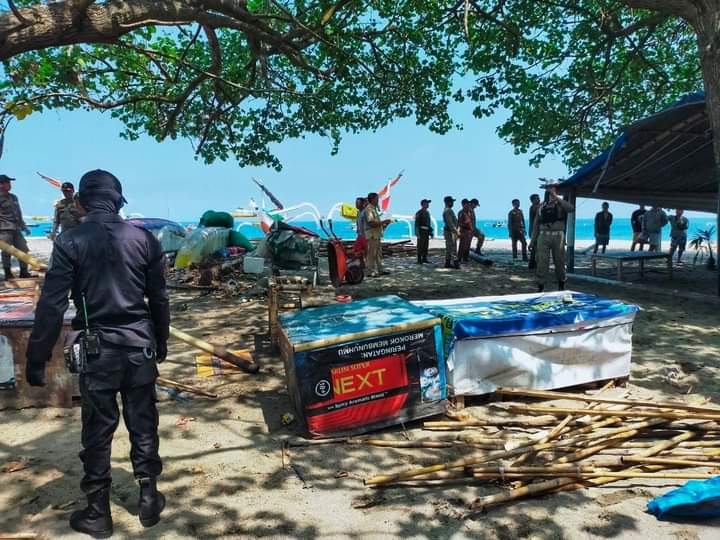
[0,1,709,172]
[458,0,702,169]
[0,1,460,169]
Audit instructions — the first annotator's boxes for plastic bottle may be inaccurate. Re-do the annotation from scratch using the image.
[174,227,230,269]
[0,336,15,389]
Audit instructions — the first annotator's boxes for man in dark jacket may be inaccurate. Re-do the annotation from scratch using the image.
[26,170,170,538]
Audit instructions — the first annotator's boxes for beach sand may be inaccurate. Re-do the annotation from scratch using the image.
[2,238,719,539]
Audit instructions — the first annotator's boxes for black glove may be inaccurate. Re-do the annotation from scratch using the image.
[156,344,167,363]
[26,363,46,387]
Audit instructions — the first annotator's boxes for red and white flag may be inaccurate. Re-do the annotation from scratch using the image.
[37,171,63,189]
[377,170,404,212]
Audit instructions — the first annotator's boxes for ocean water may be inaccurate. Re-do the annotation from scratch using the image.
[26,217,716,241]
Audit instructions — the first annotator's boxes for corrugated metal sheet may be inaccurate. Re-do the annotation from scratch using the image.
[558,93,716,212]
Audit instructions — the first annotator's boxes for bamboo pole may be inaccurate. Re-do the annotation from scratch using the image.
[558,432,697,492]
[169,326,259,373]
[423,417,558,429]
[473,472,712,480]
[473,456,719,472]
[506,404,720,422]
[364,417,664,487]
[347,438,481,449]
[156,376,218,399]
[0,239,47,271]
[511,381,617,467]
[497,388,720,415]
[469,431,693,510]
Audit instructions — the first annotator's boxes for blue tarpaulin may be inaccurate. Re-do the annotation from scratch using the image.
[648,476,720,520]
[418,291,639,341]
[281,295,441,351]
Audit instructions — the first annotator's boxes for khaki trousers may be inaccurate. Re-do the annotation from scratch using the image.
[444,230,457,263]
[536,231,566,285]
[366,237,383,274]
[0,229,29,270]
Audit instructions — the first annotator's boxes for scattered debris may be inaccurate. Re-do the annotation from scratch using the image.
[352,386,720,512]
[1,457,29,474]
[175,416,196,428]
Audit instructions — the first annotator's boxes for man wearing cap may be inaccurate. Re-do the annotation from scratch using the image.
[469,198,485,255]
[442,196,459,269]
[414,199,433,264]
[507,198,528,261]
[457,199,475,263]
[26,170,170,537]
[50,182,83,240]
[530,184,574,292]
[0,174,31,280]
[364,192,392,277]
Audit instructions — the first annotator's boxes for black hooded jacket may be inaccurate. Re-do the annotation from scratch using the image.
[26,211,170,369]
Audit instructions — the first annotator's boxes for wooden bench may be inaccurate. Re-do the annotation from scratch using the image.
[591,251,673,281]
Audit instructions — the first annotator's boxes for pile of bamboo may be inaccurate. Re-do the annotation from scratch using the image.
[363,385,720,511]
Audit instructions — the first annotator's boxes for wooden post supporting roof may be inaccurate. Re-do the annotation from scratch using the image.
[566,189,577,274]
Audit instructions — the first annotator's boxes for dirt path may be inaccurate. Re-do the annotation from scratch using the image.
[2,250,720,539]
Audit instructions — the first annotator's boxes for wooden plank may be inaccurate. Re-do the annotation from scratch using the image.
[0,325,75,410]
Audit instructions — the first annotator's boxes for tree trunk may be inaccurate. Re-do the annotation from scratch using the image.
[695,11,720,295]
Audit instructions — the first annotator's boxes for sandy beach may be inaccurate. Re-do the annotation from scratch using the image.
[2,237,719,539]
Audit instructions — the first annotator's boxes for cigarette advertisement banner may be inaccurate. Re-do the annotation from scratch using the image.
[292,326,445,437]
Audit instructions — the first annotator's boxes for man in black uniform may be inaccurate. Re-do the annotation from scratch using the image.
[25,170,170,538]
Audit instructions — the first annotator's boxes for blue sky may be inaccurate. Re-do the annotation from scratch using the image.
[0,101,710,222]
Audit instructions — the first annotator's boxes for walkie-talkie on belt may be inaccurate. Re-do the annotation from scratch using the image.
[82,293,100,357]
[63,294,100,373]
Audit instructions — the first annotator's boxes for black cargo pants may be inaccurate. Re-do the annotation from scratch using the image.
[79,344,162,494]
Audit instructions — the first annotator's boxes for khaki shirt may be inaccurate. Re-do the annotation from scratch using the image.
[0,192,25,231]
[364,204,383,240]
[443,207,458,234]
[54,198,82,232]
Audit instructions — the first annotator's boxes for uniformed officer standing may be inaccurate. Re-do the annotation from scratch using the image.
[364,192,391,277]
[0,174,31,280]
[469,198,485,255]
[442,196,459,269]
[530,184,574,292]
[26,170,170,538]
[507,199,528,261]
[414,198,433,264]
[50,182,83,240]
[457,199,475,263]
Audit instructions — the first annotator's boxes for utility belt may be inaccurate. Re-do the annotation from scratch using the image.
[539,229,564,236]
[64,330,155,374]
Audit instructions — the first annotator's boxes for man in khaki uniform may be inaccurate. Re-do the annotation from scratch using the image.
[442,196,459,269]
[0,174,31,280]
[364,192,391,277]
[530,184,574,292]
[50,182,82,240]
[469,198,485,255]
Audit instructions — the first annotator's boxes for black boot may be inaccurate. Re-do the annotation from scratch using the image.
[138,476,165,528]
[444,260,452,268]
[537,284,545,292]
[3,266,13,280]
[19,265,31,278]
[558,281,565,291]
[69,488,113,539]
